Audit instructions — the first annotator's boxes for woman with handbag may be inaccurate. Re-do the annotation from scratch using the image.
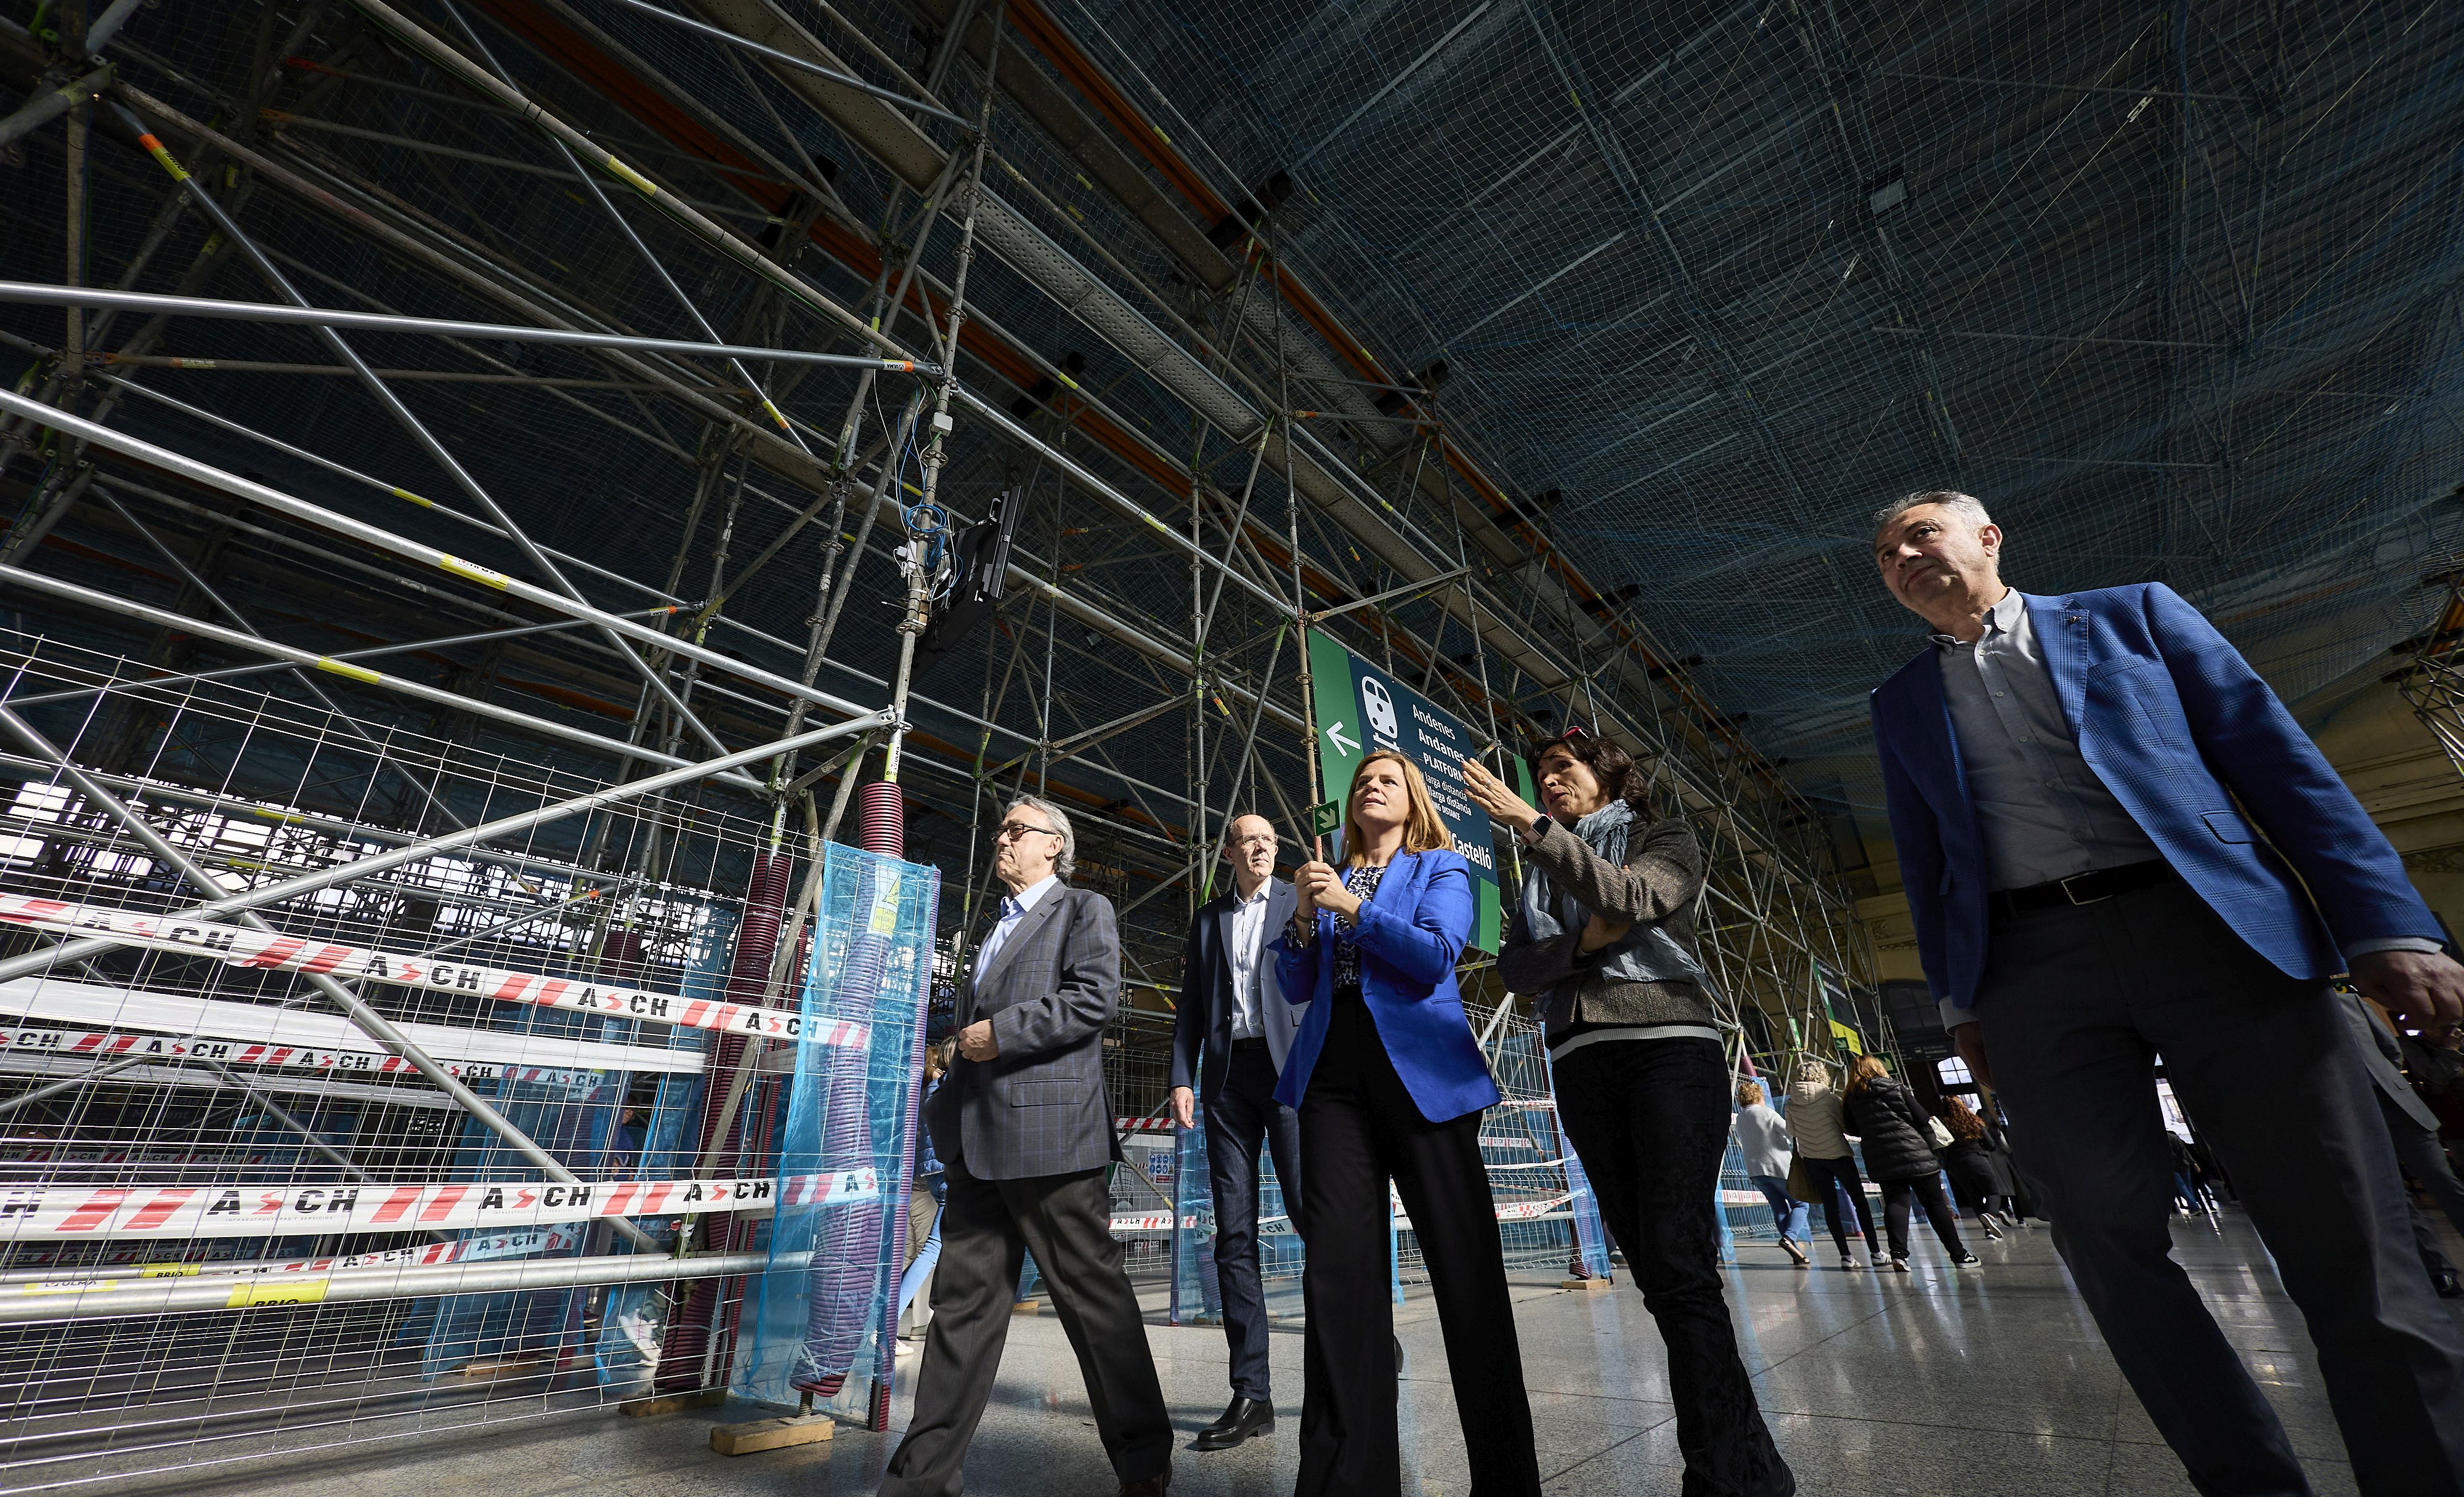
[1734,1080,1810,1267]
[1783,1060,1881,1269]
[1467,732,1794,1497]
[1277,749,1542,1497]
[1841,1054,1979,1270]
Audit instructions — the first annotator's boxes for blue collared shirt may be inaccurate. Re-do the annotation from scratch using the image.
[974,873,1060,988]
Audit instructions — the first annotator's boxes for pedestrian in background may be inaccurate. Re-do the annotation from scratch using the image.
[1784,1060,1881,1270]
[1935,1096,2008,1241]
[896,1041,952,1350]
[1735,1079,1810,1267]
[1842,1054,1977,1271]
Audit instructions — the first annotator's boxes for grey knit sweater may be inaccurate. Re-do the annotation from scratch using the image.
[1494,815,1717,1041]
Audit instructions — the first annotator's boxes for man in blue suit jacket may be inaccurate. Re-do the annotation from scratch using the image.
[1869,490,2464,1496]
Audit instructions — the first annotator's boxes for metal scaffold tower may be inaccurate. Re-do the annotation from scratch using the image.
[0,0,1880,1482]
[2394,568,2464,778]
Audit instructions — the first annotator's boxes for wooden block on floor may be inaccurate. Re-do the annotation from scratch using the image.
[619,1387,727,1418]
[1559,1277,1613,1292]
[1011,1298,1040,1315]
[458,1357,542,1378]
[710,1414,835,1456]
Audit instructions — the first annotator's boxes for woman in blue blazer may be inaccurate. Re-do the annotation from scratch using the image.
[1274,749,1541,1497]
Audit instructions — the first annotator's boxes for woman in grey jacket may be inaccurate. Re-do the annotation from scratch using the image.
[1468,731,1794,1497]
[1734,1081,1810,1266]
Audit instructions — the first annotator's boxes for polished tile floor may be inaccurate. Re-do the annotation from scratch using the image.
[131,1207,2458,1497]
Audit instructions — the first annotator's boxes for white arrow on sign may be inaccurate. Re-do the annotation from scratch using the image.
[1324,720,1360,756]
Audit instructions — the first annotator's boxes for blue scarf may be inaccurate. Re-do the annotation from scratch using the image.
[1519,798,1632,943]
[1517,799,1714,999]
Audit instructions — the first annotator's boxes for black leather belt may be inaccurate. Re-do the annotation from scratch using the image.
[1229,1036,1269,1052]
[1989,860,2177,920]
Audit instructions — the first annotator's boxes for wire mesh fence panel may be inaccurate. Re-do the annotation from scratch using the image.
[0,627,880,1489]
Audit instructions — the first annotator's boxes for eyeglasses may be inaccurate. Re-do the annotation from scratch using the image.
[995,820,1061,842]
[1226,833,1277,849]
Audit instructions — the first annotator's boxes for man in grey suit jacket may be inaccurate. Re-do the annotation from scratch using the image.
[1168,813,1305,1450]
[880,795,1172,1497]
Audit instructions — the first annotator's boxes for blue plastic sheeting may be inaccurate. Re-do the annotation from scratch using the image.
[735,845,938,1420]
[589,906,736,1392]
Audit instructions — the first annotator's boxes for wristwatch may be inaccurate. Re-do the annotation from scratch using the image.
[1524,813,1550,842]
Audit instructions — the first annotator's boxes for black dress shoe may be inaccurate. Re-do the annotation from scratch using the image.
[1193,1396,1273,1450]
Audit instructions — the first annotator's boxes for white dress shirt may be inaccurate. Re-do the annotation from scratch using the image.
[1223,879,1276,1039]
[974,873,1060,988]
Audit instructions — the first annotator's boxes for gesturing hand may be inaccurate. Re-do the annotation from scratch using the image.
[1578,914,1629,953]
[1461,756,1541,829]
[2351,949,2464,1028]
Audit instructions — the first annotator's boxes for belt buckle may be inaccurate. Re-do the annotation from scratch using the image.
[2058,870,2110,906]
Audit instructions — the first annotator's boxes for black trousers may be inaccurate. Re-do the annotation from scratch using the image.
[1977,878,2464,1496]
[1942,1153,2000,1216]
[880,1159,1171,1496]
[1556,1038,1794,1497]
[1794,1151,1879,1256]
[1877,1172,1968,1261]
[1295,1001,1540,1497]
[1204,1038,1304,1401]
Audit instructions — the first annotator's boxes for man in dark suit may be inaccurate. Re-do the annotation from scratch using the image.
[1869,490,2464,1495]
[1169,812,1305,1450]
[880,795,1172,1497]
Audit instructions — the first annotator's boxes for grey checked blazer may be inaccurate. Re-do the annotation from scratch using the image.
[923,883,1122,1179]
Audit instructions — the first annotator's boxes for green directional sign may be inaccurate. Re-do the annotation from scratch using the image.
[1306,631,1507,952]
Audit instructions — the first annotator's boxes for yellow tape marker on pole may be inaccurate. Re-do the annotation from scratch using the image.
[226,1281,330,1309]
[604,156,660,198]
[438,555,511,589]
[314,657,383,685]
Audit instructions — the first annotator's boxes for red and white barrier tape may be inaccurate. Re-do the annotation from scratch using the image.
[1135,1194,1573,1237]
[1,1168,878,1241]
[0,1025,599,1089]
[0,896,861,1049]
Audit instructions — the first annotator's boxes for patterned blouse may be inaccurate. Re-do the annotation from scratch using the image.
[1329,863,1388,1004]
